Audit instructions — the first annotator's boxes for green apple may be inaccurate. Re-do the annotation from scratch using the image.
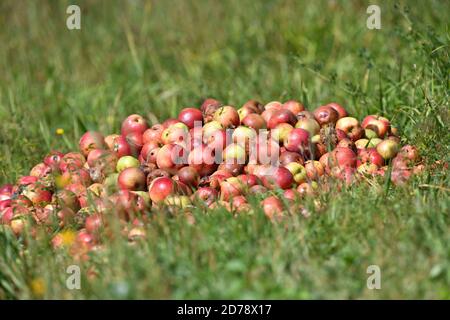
[116,156,140,172]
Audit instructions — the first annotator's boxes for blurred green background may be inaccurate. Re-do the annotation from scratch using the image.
[0,0,448,299]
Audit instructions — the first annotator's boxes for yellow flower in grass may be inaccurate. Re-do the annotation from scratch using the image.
[30,277,46,297]
[56,128,64,135]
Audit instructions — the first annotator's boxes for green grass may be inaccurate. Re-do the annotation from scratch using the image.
[0,0,449,299]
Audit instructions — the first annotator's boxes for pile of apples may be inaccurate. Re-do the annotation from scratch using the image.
[0,98,424,251]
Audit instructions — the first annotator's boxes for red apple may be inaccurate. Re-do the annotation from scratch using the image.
[242,113,266,130]
[213,106,240,128]
[79,131,106,157]
[44,151,64,169]
[264,101,283,111]
[261,196,284,220]
[201,98,222,122]
[193,187,218,206]
[335,117,364,141]
[178,107,203,129]
[357,148,384,167]
[331,147,357,168]
[267,109,297,129]
[313,105,339,126]
[178,166,200,188]
[284,128,310,153]
[327,102,348,119]
[121,114,148,136]
[148,177,176,203]
[283,100,304,115]
[118,167,146,191]
[280,151,303,166]
[156,143,188,174]
[143,124,164,144]
[361,115,390,138]
[262,167,293,190]
[111,135,132,158]
[304,160,325,180]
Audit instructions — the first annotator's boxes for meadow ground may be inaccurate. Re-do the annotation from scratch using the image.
[0,0,449,299]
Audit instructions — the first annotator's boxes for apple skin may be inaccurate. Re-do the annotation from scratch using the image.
[357,163,379,175]
[148,177,176,203]
[17,175,38,187]
[284,128,310,153]
[270,123,294,144]
[285,162,307,184]
[85,213,103,235]
[331,147,357,168]
[79,131,107,157]
[280,151,303,166]
[178,166,200,188]
[236,174,260,189]
[231,195,248,210]
[178,107,203,129]
[54,190,80,212]
[217,163,244,176]
[192,187,218,206]
[296,110,315,121]
[22,183,52,207]
[283,100,305,115]
[200,98,222,122]
[30,163,52,178]
[261,109,277,124]
[188,145,218,177]
[162,118,180,129]
[295,118,320,136]
[238,105,258,121]
[58,152,87,172]
[111,135,133,158]
[376,139,400,160]
[143,124,164,144]
[267,109,297,129]
[264,101,283,111]
[242,113,266,130]
[241,99,264,114]
[146,168,170,186]
[140,141,161,161]
[161,123,189,146]
[116,156,140,172]
[156,143,188,174]
[261,196,284,220]
[398,145,420,163]
[361,115,390,138]
[313,105,339,126]
[304,160,325,180]
[327,102,348,119]
[118,167,146,191]
[284,189,300,202]
[44,151,65,169]
[335,117,364,141]
[220,177,244,201]
[357,148,384,167]
[124,131,144,155]
[213,106,240,129]
[121,114,149,137]
[262,167,294,190]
